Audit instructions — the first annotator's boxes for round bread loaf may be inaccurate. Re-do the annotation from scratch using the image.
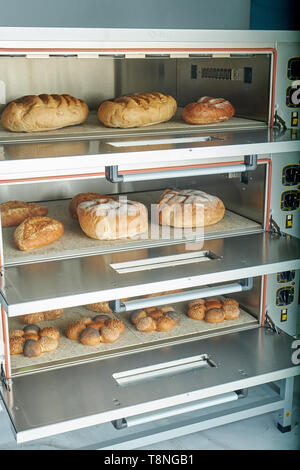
[69,193,115,220]
[23,324,41,335]
[205,308,225,324]
[188,299,206,308]
[136,316,156,333]
[1,94,89,132]
[223,304,240,320]
[187,304,206,321]
[97,92,177,128]
[23,339,42,357]
[14,216,64,251]
[130,310,147,325]
[105,318,125,334]
[0,200,48,227]
[39,327,60,340]
[182,96,235,125]
[39,336,58,353]
[77,198,148,240]
[155,315,176,331]
[205,300,222,310]
[79,327,101,346]
[10,337,25,355]
[222,298,239,308]
[157,189,225,227]
[100,326,120,343]
[65,320,89,341]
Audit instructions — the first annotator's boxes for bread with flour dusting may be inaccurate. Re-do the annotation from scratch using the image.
[182,97,235,125]
[77,198,148,240]
[157,189,225,227]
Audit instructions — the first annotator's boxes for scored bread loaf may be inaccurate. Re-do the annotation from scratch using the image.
[14,216,64,251]
[0,200,48,227]
[157,189,225,227]
[1,94,89,132]
[77,198,148,240]
[97,92,177,128]
[182,97,235,125]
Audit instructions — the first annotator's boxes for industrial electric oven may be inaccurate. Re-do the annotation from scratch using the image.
[0,27,299,448]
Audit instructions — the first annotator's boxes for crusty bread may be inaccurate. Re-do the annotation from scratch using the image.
[18,309,64,324]
[182,96,235,125]
[14,216,64,251]
[77,198,148,240]
[97,92,177,128]
[157,189,225,227]
[69,193,115,220]
[1,94,89,132]
[0,200,48,227]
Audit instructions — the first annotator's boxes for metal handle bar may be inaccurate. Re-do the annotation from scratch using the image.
[110,278,253,313]
[105,155,257,183]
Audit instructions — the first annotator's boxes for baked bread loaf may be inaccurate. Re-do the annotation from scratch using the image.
[69,193,115,220]
[1,94,89,133]
[157,189,225,227]
[77,198,148,240]
[182,96,235,125]
[205,308,225,324]
[18,308,64,324]
[187,304,206,321]
[0,200,48,227]
[97,92,177,128]
[14,216,64,251]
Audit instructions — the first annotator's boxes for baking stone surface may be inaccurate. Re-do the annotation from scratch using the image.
[9,299,257,374]
[2,195,261,265]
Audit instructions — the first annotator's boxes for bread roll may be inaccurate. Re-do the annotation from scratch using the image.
[1,94,89,132]
[182,97,235,125]
[97,92,177,128]
[77,198,148,240]
[205,308,225,324]
[157,189,225,227]
[0,200,48,227]
[14,216,64,251]
[69,193,115,220]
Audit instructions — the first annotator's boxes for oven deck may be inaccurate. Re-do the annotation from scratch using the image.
[1,327,299,444]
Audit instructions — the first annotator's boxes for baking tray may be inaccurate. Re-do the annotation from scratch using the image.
[8,298,258,375]
[2,191,262,266]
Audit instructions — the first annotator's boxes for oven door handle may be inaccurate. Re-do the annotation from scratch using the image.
[105,155,257,183]
[110,278,253,313]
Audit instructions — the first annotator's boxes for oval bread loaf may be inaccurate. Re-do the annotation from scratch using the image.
[97,92,177,128]
[18,309,64,324]
[14,216,64,251]
[0,200,48,227]
[1,94,89,133]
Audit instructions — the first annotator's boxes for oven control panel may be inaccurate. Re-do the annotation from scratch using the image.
[276,286,295,307]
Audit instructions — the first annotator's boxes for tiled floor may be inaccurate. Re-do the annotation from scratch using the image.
[0,377,299,450]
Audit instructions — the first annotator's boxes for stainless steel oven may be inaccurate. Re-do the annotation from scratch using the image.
[0,27,299,448]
